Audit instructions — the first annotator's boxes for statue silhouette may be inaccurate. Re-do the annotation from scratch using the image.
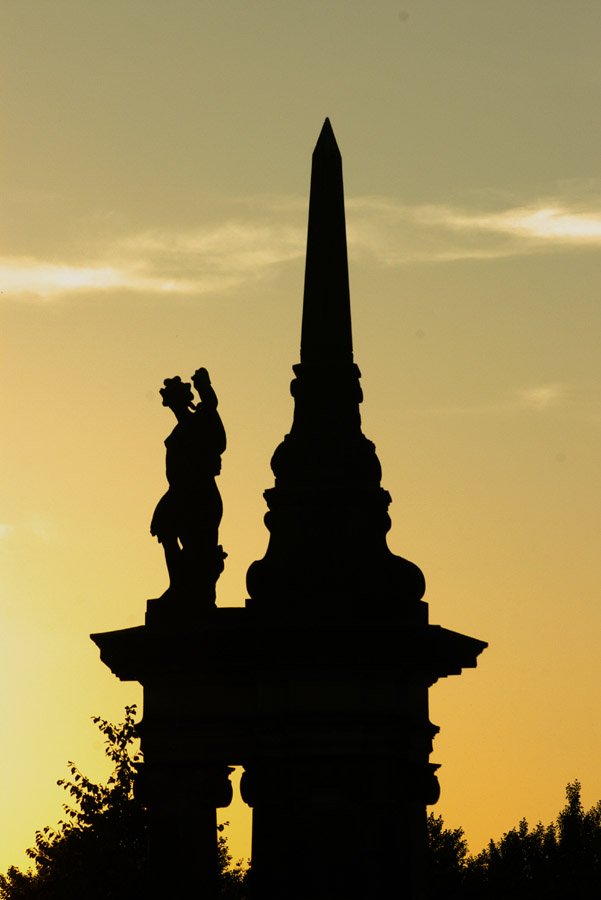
[151,368,226,605]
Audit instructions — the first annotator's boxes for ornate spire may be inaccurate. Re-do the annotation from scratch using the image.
[246,119,425,619]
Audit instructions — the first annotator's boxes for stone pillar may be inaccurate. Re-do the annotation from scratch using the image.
[137,760,233,899]
[242,755,435,900]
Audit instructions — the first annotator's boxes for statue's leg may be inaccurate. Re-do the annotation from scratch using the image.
[152,492,186,594]
[176,480,225,604]
[159,534,184,591]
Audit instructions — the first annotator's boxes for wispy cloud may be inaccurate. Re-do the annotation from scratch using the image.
[0,218,305,300]
[402,383,572,417]
[2,185,600,299]
[116,221,303,288]
[467,207,601,241]
[346,196,601,264]
[0,259,196,298]
[516,385,566,410]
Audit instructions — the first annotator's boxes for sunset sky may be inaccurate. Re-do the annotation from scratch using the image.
[2,0,601,873]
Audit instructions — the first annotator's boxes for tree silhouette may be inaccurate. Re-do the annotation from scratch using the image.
[5,709,600,900]
[426,811,469,899]
[429,781,601,899]
[0,707,247,900]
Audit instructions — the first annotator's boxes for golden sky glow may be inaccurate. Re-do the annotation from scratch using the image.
[1,0,601,872]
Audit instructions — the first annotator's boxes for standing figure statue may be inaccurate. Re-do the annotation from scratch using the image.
[151,368,226,605]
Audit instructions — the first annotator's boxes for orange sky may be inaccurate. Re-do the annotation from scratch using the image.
[2,0,601,872]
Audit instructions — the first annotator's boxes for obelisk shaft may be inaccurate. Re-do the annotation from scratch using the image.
[301,118,353,366]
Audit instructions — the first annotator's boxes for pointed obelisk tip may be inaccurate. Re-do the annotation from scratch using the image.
[314,117,340,157]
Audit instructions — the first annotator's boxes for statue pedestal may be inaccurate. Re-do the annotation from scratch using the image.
[92,604,485,899]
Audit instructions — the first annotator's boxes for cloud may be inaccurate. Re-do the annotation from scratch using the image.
[0,259,196,298]
[117,220,303,285]
[2,186,599,299]
[415,203,601,245]
[346,196,601,264]
[401,384,570,417]
[0,218,304,300]
[517,385,566,410]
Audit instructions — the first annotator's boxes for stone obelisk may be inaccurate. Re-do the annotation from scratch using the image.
[246,119,426,624]
[242,119,486,899]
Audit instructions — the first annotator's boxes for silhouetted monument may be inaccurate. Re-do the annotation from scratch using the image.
[92,119,486,900]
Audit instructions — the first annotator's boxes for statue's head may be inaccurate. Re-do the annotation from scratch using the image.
[159,376,195,411]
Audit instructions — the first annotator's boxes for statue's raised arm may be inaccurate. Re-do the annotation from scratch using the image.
[192,367,226,467]
[150,369,226,608]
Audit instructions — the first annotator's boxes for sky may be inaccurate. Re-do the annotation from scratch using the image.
[1,0,601,873]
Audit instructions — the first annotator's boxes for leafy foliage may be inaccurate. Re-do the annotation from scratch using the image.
[0,707,248,900]
[217,824,249,900]
[426,811,469,899]
[429,781,601,899]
